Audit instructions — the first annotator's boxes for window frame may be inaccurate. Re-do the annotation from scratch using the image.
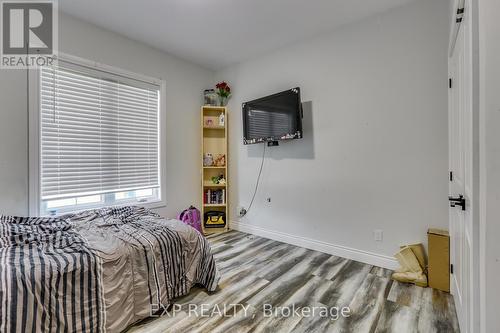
[29,53,167,216]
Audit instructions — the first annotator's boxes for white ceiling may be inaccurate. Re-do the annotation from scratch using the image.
[60,0,417,70]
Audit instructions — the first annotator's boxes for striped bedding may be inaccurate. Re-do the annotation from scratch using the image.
[0,206,220,333]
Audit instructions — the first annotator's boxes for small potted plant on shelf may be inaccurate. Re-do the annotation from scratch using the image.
[215,81,231,106]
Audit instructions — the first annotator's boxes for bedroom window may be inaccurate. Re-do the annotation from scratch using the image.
[35,56,164,215]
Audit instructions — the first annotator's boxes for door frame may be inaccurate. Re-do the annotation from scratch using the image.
[448,0,480,332]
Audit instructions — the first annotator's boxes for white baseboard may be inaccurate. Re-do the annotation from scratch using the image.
[230,220,398,270]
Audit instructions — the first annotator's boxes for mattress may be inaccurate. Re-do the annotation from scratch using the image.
[0,206,220,333]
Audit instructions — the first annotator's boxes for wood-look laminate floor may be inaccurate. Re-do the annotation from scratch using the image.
[128,230,460,333]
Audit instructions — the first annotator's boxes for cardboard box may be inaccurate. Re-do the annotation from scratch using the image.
[427,228,450,292]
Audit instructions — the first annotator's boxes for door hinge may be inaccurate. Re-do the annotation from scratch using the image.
[450,171,453,181]
[450,264,454,274]
[449,78,453,88]
[456,7,465,23]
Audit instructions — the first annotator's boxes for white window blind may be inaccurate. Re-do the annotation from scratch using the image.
[40,62,160,203]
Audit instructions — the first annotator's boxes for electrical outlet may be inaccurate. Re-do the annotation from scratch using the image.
[373,229,383,242]
[238,206,247,217]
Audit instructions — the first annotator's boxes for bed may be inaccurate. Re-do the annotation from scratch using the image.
[0,206,220,333]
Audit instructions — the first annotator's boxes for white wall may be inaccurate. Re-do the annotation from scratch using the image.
[478,0,500,331]
[0,13,214,217]
[216,0,450,266]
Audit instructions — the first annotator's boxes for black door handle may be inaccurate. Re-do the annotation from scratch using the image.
[449,195,466,211]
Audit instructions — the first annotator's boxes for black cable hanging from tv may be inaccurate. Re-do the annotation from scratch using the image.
[242,143,266,216]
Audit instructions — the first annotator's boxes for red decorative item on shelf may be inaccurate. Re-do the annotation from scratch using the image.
[215,81,231,106]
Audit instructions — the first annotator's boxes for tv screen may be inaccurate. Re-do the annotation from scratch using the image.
[242,87,303,145]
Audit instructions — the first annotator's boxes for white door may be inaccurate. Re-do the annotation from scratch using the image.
[448,0,477,332]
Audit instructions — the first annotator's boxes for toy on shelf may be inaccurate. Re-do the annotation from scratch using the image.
[205,118,214,127]
[211,174,226,185]
[219,112,225,126]
[213,154,225,167]
[203,153,214,167]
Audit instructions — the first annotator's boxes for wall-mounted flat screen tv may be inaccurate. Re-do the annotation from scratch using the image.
[242,87,303,146]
